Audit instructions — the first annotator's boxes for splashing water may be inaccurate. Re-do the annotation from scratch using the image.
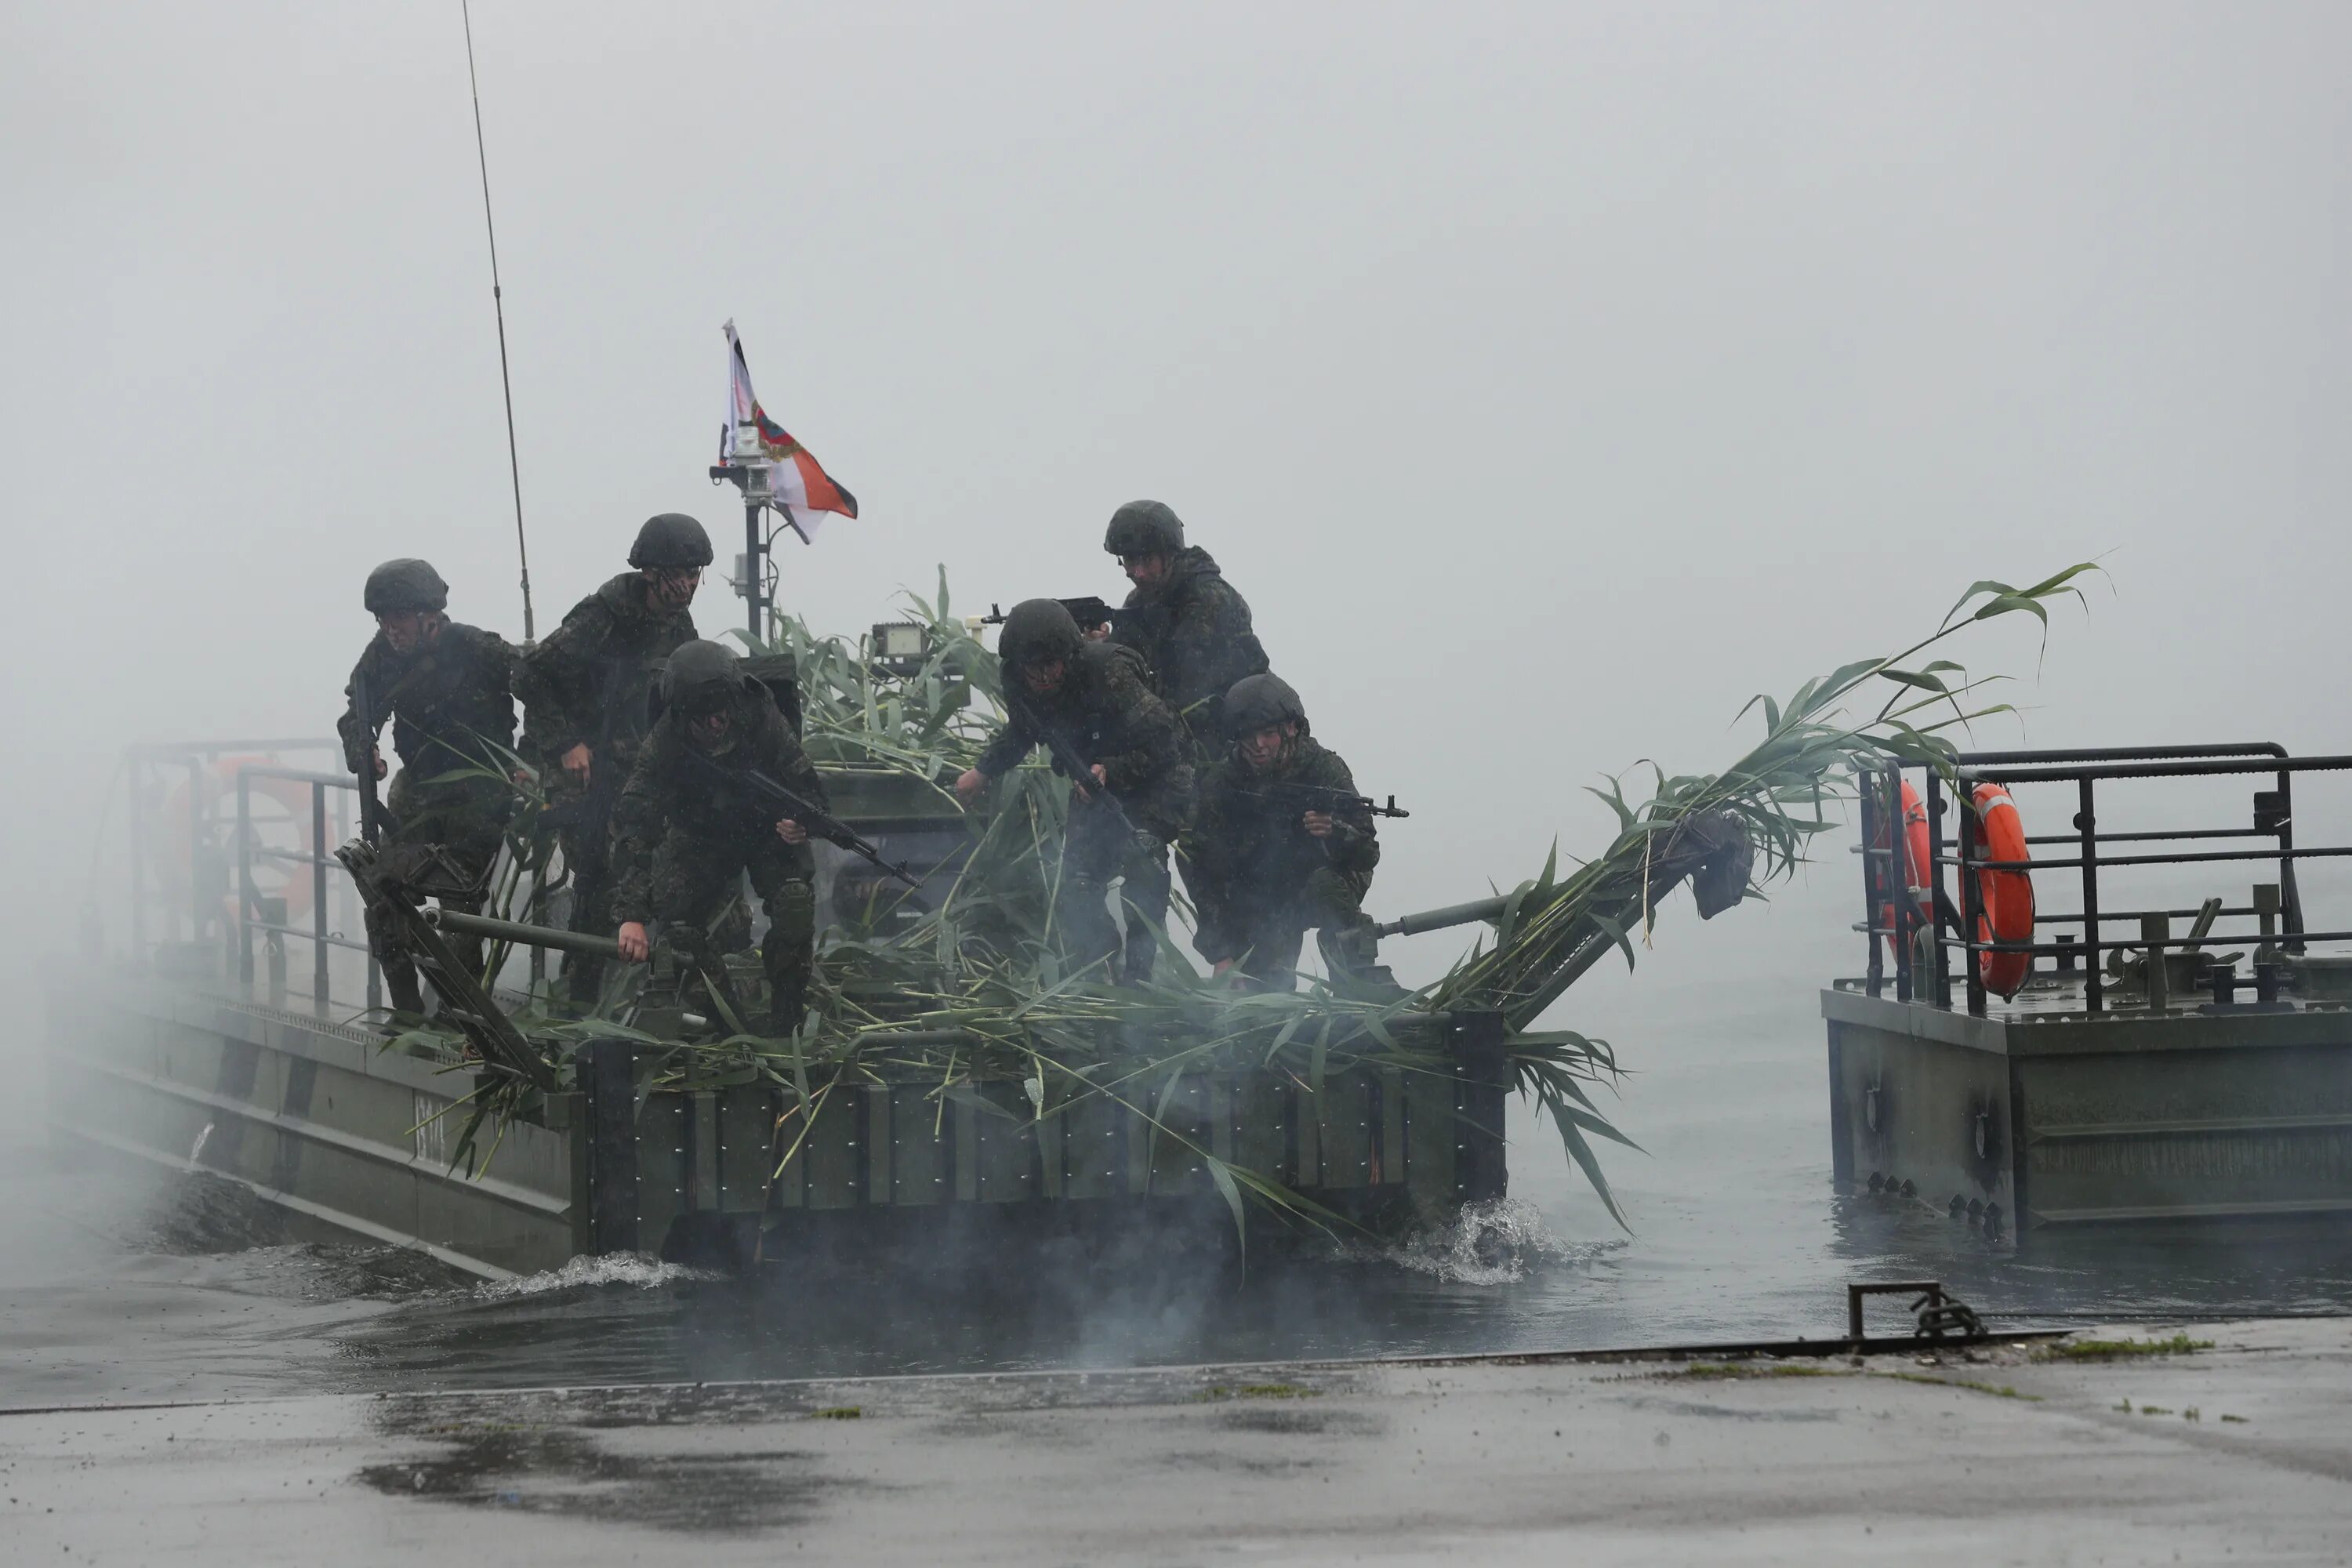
[476,1252,720,1301]
[1342,1198,1621,1286]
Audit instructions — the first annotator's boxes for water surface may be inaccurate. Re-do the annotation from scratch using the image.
[9,975,2350,1406]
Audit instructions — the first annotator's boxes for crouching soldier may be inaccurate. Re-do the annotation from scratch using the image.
[1188,674,1397,993]
[516,512,710,1006]
[956,598,1192,984]
[338,559,518,1015]
[608,640,826,1035]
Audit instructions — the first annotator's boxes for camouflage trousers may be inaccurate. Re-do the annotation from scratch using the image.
[647,826,818,1035]
[365,771,512,1016]
[550,818,619,1007]
[1215,865,1381,990]
[1063,797,1171,985]
[532,765,624,1009]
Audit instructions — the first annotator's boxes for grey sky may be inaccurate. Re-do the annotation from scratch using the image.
[4,2,2348,1000]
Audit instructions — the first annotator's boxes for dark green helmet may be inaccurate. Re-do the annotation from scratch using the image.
[996,597,1083,671]
[1224,673,1305,735]
[629,512,715,569]
[662,638,746,715]
[363,558,448,615]
[1103,500,1184,557]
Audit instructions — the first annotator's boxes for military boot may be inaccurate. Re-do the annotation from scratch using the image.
[383,957,429,1017]
[1319,924,1407,1001]
[766,981,807,1039]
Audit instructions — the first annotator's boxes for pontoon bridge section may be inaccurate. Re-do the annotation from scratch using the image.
[1828,743,2352,1237]
[51,739,1508,1278]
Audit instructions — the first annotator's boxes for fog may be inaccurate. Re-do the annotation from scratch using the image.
[5,2,2349,1037]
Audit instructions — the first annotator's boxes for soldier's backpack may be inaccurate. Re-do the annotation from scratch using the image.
[739,652,803,736]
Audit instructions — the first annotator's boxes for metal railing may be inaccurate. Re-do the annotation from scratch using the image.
[1857,743,2333,1017]
[232,764,379,1014]
[121,739,340,961]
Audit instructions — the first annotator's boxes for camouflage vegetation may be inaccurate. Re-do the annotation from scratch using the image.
[411,564,2095,1235]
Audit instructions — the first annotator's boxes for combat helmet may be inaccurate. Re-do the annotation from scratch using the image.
[364,558,449,615]
[662,638,747,714]
[1223,673,1306,735]
[1102,500,1185,558]
[629,513,716,570]
[996,598,1083,672]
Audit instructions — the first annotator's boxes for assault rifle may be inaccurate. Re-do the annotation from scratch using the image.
[1007,691,1138,837]
[349,666,395,845]
[684,750,923,888]
[1237,781,1410,822]
[983,597,1116,633]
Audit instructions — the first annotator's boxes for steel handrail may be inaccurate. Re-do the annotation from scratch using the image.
[125,738,338,757]
[227,764,361,790]
[236,768,377,1013]
[1969,753,2350,784]
[1950,742,2288,766]
[1861,742,2318,1017]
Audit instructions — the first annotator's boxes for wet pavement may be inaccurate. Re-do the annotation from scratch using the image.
[3,1319,2346,1564]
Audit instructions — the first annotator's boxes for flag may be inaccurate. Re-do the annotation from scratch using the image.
[721,320,859,542]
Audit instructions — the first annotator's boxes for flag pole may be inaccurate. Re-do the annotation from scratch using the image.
[462,0,535,642]
[745,500,767,641]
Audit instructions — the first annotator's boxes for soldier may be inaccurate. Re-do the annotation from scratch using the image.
[1102,500,1270,755]
[955,598,1192,984]
[337,559,518,1015]
[1186,674,1396,993]
[609,641,828,1035]
[517,512,710,1004]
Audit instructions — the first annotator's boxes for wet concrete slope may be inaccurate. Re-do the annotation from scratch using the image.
[1,1319,2346,1564]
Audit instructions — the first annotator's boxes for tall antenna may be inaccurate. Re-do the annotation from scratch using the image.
[462,0,534,641]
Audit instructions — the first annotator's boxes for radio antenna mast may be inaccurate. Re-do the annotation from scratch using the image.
[461,0,534,641]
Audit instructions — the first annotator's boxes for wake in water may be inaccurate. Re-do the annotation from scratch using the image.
[476,1252,721,1301]
[1337,1197,1624,1286]
[136,1172,469,1298]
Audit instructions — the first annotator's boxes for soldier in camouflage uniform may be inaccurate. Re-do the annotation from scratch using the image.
[337,559,518,1015]
[1187,673,1397,993]
[609,641,828,1035]
[1102,500,1270,758]
[516,513,710,1004]
[956,598,1192,984]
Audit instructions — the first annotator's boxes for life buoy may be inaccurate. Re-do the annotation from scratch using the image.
[156,757,321,927]
[1970,783,2034,997]
[1871,779,1933,964]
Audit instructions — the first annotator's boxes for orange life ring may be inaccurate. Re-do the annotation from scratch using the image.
[1970,782,2034,997]
[1871,779,1932,964]
[156,757,321,927]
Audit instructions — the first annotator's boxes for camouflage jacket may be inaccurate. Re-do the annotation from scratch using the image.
[608,687,830,924]
[1109,546,1269,737]
[1188,735,1379,963]
[517,573,698,765]
[338,621,517,782]
[976,641,1192,838]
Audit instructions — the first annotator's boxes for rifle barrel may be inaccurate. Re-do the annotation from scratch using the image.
[425,907,625,960]
[1374,893,1516,940]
